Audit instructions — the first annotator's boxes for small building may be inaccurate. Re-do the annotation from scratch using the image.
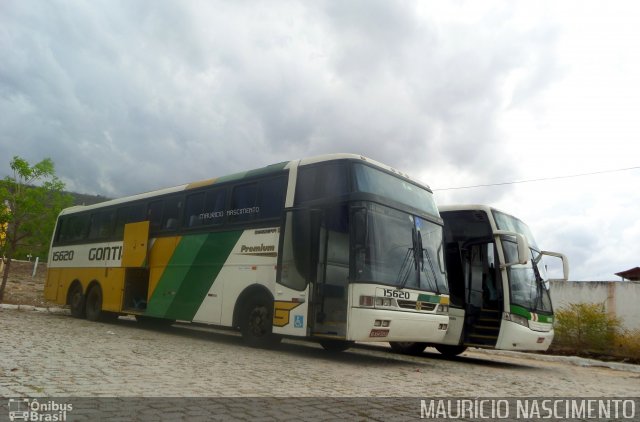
[615,267,640,281]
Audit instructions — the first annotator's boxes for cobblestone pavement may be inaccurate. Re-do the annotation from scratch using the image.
[1,307,639,421]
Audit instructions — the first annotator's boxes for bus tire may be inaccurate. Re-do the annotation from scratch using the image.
[435,345,467,357]
[319,339,353,352]
[240,296,281,348]
[68,282,85,319]
[389,342,427,355]
[85,284,104,322]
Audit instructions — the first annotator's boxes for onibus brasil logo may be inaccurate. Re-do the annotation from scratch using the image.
[7,399,72,422]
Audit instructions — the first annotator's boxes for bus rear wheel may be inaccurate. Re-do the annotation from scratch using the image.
[389,342,427,355]
[68,283,85,319]
[85,285,105,322]
[240,297,281,348]
[319,339,353,352]
[434,345,467,357]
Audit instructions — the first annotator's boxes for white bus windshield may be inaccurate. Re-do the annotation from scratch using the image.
[353,163,439,217]
[496,211,553,314]
[354,203,448,293]
[492,210,539,250]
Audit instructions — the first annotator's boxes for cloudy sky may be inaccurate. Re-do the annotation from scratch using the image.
[2,0,639,280]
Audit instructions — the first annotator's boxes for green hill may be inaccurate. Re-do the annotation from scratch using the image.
[69,191,111,206]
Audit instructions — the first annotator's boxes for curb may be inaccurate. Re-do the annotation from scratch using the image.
[0,303,70,315]
[470,347,640,374]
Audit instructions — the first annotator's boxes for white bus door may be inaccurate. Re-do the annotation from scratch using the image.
[272,210,314,337]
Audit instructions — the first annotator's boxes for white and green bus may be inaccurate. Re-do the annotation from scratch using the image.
[45,154,449,351]
[390,205,568,356]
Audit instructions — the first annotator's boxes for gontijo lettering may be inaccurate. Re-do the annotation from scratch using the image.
[88,246,123,261]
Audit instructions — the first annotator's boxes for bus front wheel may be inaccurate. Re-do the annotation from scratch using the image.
[319,339,353,352]
[389,342,427,355]
[240,297,281,348]
[435,345,467,357]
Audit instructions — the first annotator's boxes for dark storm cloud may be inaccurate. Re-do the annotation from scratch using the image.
[1,0,560,200]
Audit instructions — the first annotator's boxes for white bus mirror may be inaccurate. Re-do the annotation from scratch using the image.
[495,230,530,266]
[538,251,569,282]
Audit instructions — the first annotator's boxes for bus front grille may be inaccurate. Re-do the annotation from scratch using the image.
[396,300,437,312]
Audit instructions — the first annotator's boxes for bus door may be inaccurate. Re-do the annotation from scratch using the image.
[121,221,150,312]
[273,209,314,337]
[464,242,501,347]
[312,205,349,338]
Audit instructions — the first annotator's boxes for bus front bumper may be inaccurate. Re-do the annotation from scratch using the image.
[347,307,448,343]
[495,320,554,351]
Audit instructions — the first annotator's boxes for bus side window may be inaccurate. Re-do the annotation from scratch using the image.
[53,218,65,244]
[114,204,146,237]
[203,189,226,225]
[184,189,226,228]
[185,192,205,227]
[147,200,163,233]
[59,214,90,243]
[88,210,116,240]
[257,176,286,220]
[229,183,257,223]
[295,163,348,205]
[161,196,182,230]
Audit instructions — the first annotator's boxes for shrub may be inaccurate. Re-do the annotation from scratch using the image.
[553,303,621,353]
[613,329,640,362]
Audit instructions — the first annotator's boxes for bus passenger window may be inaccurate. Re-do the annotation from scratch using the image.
[184,189,226,228]
[58,214,90,243]
[185,192,205,227]
[295,163,349,204]
[147,201,163,232]
[161,196,181,230]
[114,204,146,237]
[258,177,286,220]
[229,183,257,223]
[88,211,116,239]
[203,190,226,225]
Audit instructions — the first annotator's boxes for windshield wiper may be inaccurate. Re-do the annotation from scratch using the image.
[396,247,415,290]
[419,231,440,295]
[530,255,546,311]
[397,228,420,290]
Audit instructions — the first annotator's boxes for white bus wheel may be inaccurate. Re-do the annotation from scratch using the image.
[389,342,427,355]
[240,297,281,349]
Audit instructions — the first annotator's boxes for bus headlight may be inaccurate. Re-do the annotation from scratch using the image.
[507,313,529,328]
[436,304,449,314]
[375,297,393,307]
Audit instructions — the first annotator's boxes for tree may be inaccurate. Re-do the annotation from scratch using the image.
[0,156,72,302]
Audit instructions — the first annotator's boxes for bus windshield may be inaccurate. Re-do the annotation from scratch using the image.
[353,163,439,217]
[296,160,446,293]
[496,211,552,314]
[354,203,448,294]
[492,210,539,250]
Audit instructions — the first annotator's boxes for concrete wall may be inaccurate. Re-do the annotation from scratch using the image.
[550,281,640,330]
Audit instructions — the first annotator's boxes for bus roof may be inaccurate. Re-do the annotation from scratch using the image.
[59,153,430,216]
[439,204,495,214]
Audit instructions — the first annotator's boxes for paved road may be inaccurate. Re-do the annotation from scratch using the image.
[1,307,639,421]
